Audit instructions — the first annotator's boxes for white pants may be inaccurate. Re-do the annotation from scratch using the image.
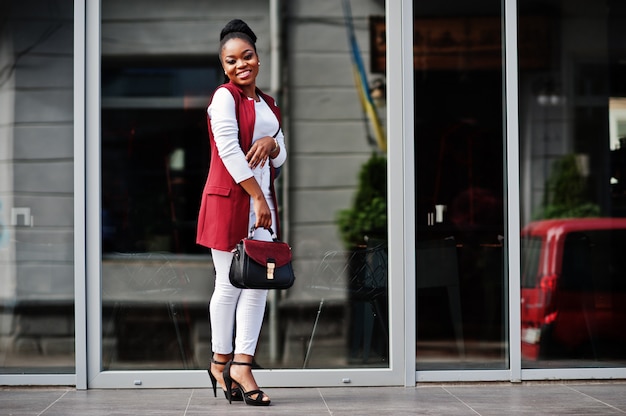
[209,202,276,356]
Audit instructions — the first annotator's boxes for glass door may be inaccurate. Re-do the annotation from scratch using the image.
[87,0,407,388]
[0,0,76,384]
[413,0,509,374]
[519,0,626,375]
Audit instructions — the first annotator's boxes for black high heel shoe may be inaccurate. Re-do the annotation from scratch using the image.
[223,360,271,406]
[208,358,243,401]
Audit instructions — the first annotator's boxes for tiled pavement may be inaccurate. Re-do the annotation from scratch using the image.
[2,381,626,415]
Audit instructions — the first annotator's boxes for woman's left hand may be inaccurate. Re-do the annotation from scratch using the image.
[246,137,275,169]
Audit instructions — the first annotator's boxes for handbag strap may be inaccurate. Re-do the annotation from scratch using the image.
[248,226,277,239]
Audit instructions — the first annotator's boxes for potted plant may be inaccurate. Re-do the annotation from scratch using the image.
[337,152,388,363]
[337,152,387,248]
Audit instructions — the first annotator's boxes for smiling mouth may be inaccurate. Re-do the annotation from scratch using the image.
[238,70,252,79]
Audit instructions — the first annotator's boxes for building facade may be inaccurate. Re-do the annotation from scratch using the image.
[1,0,626,388]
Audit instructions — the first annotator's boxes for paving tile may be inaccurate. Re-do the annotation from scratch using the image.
[186,388,330,415]
[319,387,472,415]
[0,388,71,416]
[443,383,626,415]
[41,389,193,416]
[566,383,626,413]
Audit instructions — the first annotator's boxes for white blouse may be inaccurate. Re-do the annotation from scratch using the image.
[208,87,287,199]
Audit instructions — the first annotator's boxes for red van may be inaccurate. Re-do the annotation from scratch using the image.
[521,218,626,360]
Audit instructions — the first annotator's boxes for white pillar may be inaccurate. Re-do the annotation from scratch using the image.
[0,27,17,301]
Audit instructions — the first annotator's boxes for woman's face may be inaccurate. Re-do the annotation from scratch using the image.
[221,37,259,89]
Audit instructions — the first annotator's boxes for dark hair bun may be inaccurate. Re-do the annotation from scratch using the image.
[220,19,257,44]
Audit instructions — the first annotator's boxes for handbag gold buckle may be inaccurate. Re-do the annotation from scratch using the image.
[266,260,276,280]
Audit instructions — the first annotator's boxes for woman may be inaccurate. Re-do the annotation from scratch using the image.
[196,19,286,406]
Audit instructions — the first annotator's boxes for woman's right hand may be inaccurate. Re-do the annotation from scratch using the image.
[252,195,272,230]
[239,177,272,229]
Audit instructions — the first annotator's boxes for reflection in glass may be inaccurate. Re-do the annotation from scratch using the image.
[100,1,389,371]
[102,252,206,369]
[414,1,507,369]
[521,221,626,364]
[283,2,389,369]
[301,242,388,368]
[0,1,75,373]
[519,0,626,368]
[101,62,218,371]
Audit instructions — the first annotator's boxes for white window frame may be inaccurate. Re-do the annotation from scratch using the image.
[82,0,409,389]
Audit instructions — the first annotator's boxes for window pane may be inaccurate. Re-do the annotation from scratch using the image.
[280,3,389,369]
[414,0,507,370]
[101,5,222,370]
[0,1,75,373]
[519,0,626,367]
[100,1,389,371]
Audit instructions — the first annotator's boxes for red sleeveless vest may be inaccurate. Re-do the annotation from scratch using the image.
[196,82,282,251]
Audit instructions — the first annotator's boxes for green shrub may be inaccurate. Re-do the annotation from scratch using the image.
[337,153,387,247]
[535,153,600,219]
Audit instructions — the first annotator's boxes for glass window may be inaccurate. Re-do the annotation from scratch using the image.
[413,0,507,370]
[101,61,218,255]
[278,3,389,370]
[100,1,389,372]
[0,1,75,373]
[519,0,626,368]
[100,25,221,371]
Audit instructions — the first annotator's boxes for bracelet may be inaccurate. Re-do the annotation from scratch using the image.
[271,138,279,153]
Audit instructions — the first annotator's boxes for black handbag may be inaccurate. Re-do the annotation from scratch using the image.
[229,227,295,289]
